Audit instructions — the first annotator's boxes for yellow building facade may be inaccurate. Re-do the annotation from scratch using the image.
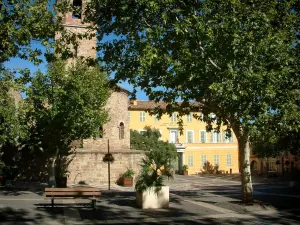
[128,100,239,174]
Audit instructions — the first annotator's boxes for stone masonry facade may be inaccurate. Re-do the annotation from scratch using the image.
[68,151,144,185]
[59,0,144,185]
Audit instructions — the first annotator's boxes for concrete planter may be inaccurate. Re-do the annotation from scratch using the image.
[136,186,169,209]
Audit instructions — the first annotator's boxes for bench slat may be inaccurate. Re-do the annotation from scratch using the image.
[45,192,101,196]
[44,197,101,200]
[45,188,100,192]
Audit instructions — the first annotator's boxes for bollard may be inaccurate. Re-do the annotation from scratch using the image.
[230,168,232,174]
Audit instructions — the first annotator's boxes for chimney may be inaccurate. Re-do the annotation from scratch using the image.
[130,99,137,105]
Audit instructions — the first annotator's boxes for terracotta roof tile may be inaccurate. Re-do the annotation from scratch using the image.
[128,100,167,110]
[128,100,202,111]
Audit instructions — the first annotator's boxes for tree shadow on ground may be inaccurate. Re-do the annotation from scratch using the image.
[1,193,300,225]
[0,187,45,196]
[0,206,65,224]
[0,180,48,197]
[172,184,300,217]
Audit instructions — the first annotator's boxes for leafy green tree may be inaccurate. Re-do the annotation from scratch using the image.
[0,71,26,146]
[88,0,298,202]
[0,0,63,66]
[23,60,109,185]
[0,0,85,67]
[131,127,177,192]
[131,127,177,163]
[251,130,300,158]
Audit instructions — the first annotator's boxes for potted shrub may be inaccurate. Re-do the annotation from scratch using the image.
[133,128,177,209]
[0,160,5,186]
[182,165,189,175]
[121,169,135,187]
[135,157,172,209]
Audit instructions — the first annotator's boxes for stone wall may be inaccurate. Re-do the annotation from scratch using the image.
[81,90,131,152]
[61,24,97,59]
[103,91,130,149]
[67,150,145,185]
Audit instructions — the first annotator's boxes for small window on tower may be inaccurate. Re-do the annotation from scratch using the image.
[99,126,103,138]
[119,122,124,139]
[72,0,82,19]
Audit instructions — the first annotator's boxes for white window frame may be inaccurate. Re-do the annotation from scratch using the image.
[169,129,178,143]
[140,111,146,122]
[224,131,234,143]
[187,113,192,122]
[199,113,204,121]
[226,154,232,166]
[211,132,221,143]
[201,155,207,168]
[171,112,177,122]
[199,130,207,143]
[188,155,194,167]
[216,132,221,143]
[138,129,146,135]
[186,130,194,143]
[214,154,219,166]
[154,114,159,122]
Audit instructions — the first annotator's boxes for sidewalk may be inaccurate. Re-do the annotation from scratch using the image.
[197,173,291,185]
[1,179,300,224]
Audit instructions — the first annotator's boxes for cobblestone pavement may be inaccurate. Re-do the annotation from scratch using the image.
[0,175,300,224]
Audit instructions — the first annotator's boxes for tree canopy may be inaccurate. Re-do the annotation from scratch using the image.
[0,0,82,67]
[251,130,300,159]
[0,71,25,146]
[87,0,299,202]
[23,60,109,157]
[130,127,177,162]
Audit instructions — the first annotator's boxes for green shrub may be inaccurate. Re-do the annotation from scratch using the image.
[182,165,189,171]
[122,169,135,178]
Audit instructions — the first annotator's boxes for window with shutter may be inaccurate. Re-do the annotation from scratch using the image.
[187,130,194,143]
[214,155,219,166]
[171,112,177,122]
[226,154,232,166]
[200,131,206,143]
[187,114,192,122]
[201,155,207,169]
[188,155,194,167]
[140,112,146,122]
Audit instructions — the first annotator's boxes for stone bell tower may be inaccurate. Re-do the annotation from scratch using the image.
[57,0,141,185]
[58,0,130,151]
[57,0,96,59]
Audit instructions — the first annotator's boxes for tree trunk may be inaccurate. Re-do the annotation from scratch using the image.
[239,135,253,203]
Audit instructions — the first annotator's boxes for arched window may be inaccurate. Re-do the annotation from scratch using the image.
[119,122,124,139]
[99,126,103,138]
[72,0,82,19]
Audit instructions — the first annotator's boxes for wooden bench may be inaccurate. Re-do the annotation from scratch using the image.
[45,187,101,209]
